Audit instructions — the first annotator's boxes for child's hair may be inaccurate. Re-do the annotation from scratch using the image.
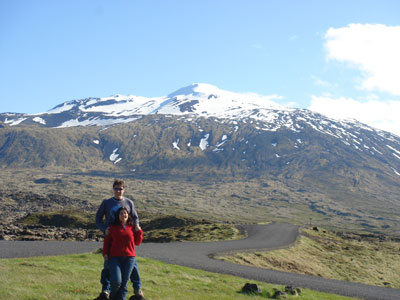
[113,207,133,226]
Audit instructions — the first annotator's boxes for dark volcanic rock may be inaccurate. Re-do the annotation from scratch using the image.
[241,283,262,294]
[0,223,103,242]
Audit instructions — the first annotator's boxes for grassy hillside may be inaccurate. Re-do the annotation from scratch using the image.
[216,227,400,289]
[0,252,358,300]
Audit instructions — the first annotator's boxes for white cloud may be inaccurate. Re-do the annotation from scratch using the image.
[311,75,337,88]
[324,24,400,96]
[309,95,400,136]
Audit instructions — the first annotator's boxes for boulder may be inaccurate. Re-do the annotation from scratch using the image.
[241,282,261,294]
[272,289,287,299]
[285,285,301,296]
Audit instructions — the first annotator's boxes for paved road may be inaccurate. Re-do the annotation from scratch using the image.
[0,240,101,258]
[1,222,399,300]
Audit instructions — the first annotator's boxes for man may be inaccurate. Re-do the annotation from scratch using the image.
[94,179,144,300]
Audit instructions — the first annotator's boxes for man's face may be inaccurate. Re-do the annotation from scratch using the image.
[113,184,125,200]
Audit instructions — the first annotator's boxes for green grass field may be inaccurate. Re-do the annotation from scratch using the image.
[0,251,358,300]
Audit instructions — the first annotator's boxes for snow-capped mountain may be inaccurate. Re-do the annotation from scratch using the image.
[2,83,400,164]
[1,82,398,140]
[1,83,288,127]
[1,83,400,234]
[1,83,400,177]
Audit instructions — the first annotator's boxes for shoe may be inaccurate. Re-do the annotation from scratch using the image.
[129,295,145,300]
[95,291,109,300]
[134,288,144,297]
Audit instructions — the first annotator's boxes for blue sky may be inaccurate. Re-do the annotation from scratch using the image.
[1,0,400,135]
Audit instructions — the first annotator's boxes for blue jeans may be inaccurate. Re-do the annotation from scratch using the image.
[108,257,136,300]
[101,257,141,294]
[101,260,111,293]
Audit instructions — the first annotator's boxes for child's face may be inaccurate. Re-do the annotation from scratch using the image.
[119,209,128,224]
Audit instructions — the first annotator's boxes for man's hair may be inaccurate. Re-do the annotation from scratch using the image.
[113,207,133,226]
[113,179,125,188]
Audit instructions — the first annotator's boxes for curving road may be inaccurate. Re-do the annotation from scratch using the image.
[1,222,399,300]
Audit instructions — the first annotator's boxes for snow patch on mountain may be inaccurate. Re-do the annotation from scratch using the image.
[56,116,141,128]
[391,167,400,176]
[33,117,46,124]
[173,139,180,150]
[199,134,210,150]
[5,117,27,126]
[110,148,122,164]
[387,145,400,155]
[48,103,75,114]
[82,96,166,116]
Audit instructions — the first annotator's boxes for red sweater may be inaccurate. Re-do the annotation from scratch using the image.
[102,224,143,257]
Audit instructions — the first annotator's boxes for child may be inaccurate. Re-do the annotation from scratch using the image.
[103,207,143,300]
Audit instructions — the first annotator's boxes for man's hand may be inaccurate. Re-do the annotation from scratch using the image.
[134,224,141,231]
[105,227,110,236]
[104,254,108,261]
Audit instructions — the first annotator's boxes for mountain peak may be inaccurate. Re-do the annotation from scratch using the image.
[168,83,222,98]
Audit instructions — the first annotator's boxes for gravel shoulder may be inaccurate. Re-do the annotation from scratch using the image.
[1,222,399,300]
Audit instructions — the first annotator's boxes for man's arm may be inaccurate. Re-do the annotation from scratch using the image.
[128,200,140,230]
[95,200,107,234]
[131,206,139,225]
[126,199,139,224]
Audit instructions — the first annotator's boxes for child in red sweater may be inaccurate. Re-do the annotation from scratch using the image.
[103,207,143,300]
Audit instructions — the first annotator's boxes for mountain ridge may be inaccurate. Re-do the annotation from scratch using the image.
[1,84,400,235]
[0,83,313,128]
[1,83,399,191]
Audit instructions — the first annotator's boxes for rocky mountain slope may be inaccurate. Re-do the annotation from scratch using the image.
[1,84,400,234]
